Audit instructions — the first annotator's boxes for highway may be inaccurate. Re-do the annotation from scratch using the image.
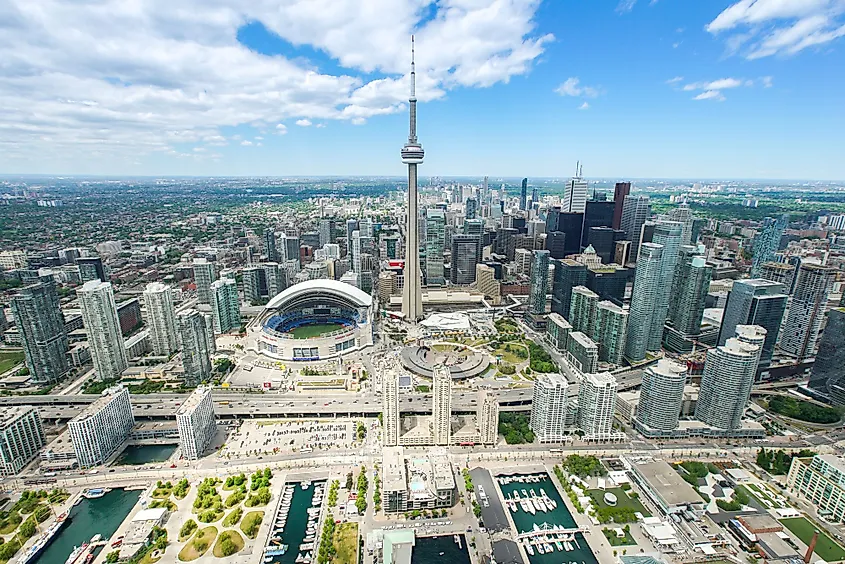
[0,388,534,421]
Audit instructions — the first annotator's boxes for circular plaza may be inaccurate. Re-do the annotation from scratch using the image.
[400,342,490,380]
[256,279,373,361]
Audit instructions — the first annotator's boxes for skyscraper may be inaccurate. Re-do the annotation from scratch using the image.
[551,259,587,318]
[760,261,796,294]
[620,195,650,260]
[808,308,845,406]
[451,235,481,285]
[432,366,451,446]
[695,338,760,430]
[10,275,69,384]
[718,279,787,371]
[750,215,788,277]
[779,263,835,360]
[68,386,134,467]
[648,221,683,351]
[577,372,617,438]
[0,406,45,476]
[143,282,179,357]
[425,210,446,285]
[666,203,695,245]
[667,247,712,336]
[520,178,528,211]
[612,182,631,230]
[582,200,614,247]
[382,368,400,447]
[477,390,499,445]
[465,197,478,220]
[264,228,279,262]
[77,256,106,283]
[176,386,216,460]
[193,258,217,305]
[530,372,573,443]
[569,286,598,336]
[527,250,550,316]
[209,278,240,334]
[79,280,128,381]
[242,266,263,304]
[177,309,213,386]
[594,301,628,365]
[563,163,588,214]
[636,359,687,433]
[587,226,625,264]
[319,219,336,246]
[401,37,424,321]
[625,242,663,362]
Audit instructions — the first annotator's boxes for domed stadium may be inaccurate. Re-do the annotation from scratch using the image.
[257,279,373,361]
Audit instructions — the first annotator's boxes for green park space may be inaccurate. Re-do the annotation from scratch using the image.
[333,522,359,564]
[602,526,637,546]
[587,488,650,515]
[212,530,245,557]
[290,323,345,339]
[177,526,217,561]
[779,517,845,562]
[0,351,24,374]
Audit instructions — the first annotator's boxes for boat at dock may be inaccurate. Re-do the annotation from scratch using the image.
[14,512,71,564]
[64,542,89,564]
[82,488,109,499]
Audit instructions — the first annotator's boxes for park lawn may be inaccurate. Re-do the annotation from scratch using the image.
[333,522,359,564]
[240,511,264,539]
[290,323,345,339]
[177,526,217,561]
[0,351,24,374]
[494,343,529,365]
[212,530,245,557]
[780,517,845,562]
[587,488,651,516]
[602,528,637,546]
[746,483,787,509]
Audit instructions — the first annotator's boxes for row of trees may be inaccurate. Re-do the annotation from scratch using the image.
[756,447,815,475]
[768,396,842,424]
[498,413,535,444]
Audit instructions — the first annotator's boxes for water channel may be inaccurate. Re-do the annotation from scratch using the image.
[35,489,140,564]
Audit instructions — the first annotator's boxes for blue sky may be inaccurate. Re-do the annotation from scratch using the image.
[1,0,844,179]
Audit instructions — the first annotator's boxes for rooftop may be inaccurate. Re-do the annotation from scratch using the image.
[176,386,212,416]
[70,386,127,424]
[0,406,36,429]
[382,446,407,493]
[631,460,703,508]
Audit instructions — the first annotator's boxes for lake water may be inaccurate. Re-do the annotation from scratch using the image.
[114,444,177,465]
[35,489,140,564]
[498,474,598,564]
[411,534,471,564]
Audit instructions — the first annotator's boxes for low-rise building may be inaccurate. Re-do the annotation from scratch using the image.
[119,507,169,560]
[0,406,45,476]
[628,459,705,516]
[787,454,845,523]
[382,447,456,513]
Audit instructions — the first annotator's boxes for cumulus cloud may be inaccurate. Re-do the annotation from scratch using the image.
[555,77,600,98]
[679,77,761,101]
[296,119,313,127]
[706,0,845,59]
[275,124,288,134]
[666,76,684,84]
[241,140,254,146]
[578,102,590,110]
[0,0,554,166]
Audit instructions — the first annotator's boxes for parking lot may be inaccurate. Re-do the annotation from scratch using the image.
[219,418,358,457]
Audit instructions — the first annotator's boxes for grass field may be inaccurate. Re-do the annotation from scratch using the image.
[333,522,359,564]
[587,488,651,516]
[602,527,637,546]
[177,526,217,561]
[0,351,24,374]
[290,323,346,339]
[780,517,845,562]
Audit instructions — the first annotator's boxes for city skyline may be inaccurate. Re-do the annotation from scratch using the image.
[0,1,843,180]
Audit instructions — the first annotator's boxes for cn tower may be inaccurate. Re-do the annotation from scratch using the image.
[401,36,424,321]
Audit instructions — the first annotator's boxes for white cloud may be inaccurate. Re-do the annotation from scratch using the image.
[240,140,254,146]
[0,0,554,166]
[315,123,326,128]
[706,0,845,59]
[616,0,637,14]
[296,119,313,127]
[693,90,726,101]
[578,102,590,110]
[275,124,288,135]
[666,76,684,84]
[254,136,263,140]
[762,75,774,87]
[555,77,600,98]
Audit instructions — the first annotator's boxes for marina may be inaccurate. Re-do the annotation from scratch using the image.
[497,473,598,564]
[262,480,326,564]
[31,488,140,564]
